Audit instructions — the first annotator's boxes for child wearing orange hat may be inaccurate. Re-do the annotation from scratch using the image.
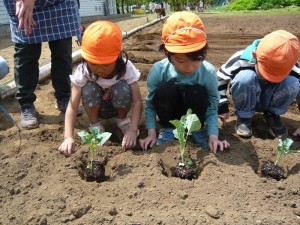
[58,21,142,156]
[139,11,230,153]
[218,30,300,138]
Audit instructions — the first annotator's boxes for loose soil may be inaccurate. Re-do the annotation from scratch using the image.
[0,13,300,225]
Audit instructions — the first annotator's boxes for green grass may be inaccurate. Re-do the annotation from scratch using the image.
[200,5,300,16]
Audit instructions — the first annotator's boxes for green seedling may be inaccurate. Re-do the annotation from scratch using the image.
[275,138,300,165]
[77,127,111,169]
[170,109,201,166]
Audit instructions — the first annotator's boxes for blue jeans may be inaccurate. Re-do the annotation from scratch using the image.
[230,70,299,118]
[0,56,9,80]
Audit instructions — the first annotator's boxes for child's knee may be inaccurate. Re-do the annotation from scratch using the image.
[111,80,132,108]
[82,82,102,106]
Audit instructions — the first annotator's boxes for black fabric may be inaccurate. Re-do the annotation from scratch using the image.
[154,81,208,128]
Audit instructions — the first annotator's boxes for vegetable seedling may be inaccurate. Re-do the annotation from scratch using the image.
[77,127,111,169]
[275,138,300,165]
[261,138,300,181]
[170,109,201,166]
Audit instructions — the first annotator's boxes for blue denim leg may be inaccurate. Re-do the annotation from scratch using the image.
[267,76,299,115]
[191,128,208,149]
[230,70,260,118]
[0,56,9,80]
[156,128,175,145]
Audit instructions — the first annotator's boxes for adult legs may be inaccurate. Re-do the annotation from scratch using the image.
[49,38,72,101]
[14,43,41,105]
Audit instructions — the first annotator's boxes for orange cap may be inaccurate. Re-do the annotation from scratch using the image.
[81,21,122,64]
[256,30,300,83]
[161,11,206,53]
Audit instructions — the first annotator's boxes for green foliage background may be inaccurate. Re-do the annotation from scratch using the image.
[229,0,300,10]
[116,0,300,13]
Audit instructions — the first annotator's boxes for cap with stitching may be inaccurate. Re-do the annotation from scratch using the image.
[256,30,300,83]
[161,11,207,53]
[81,21,122,64]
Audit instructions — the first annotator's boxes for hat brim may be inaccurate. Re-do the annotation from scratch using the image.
[257,62,289,83]
[165,41,206,53]
[81,50,119,64]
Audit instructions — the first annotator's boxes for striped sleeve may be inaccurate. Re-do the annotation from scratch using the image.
[217,50,256,114]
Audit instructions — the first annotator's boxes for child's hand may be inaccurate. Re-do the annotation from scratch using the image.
[139,136,156,151]
[208,135,230,154]
[139,129,157,151]
[122,129,139,151]
[219,113,229,128]
[293,127,300,137]
[58,137,75,157]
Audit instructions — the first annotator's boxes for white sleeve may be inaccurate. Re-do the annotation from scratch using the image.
[123,60,141,84]
[70,62,89,87]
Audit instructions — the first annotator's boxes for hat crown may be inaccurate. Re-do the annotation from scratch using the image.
[256,30,300,82]
[81,21,122,64]
[161,11,207,53]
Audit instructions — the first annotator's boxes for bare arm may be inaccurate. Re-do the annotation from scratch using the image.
[58,85,82,157]
[122,81,143,150]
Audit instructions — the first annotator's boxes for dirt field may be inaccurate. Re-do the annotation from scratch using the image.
[0,13,300,225]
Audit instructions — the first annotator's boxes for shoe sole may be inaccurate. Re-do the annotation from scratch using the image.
[22,123,39,130]
[235,125,252,138]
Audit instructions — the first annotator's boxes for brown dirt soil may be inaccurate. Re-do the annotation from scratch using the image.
[1,13,300,225]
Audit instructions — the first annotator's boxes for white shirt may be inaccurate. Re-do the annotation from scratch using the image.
[70,59,140,89]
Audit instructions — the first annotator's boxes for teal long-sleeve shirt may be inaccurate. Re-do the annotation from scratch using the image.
[145,58,220,136]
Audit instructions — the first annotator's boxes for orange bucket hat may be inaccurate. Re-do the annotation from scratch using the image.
[256,30,300,83]
[81,21,122,64]
[161,11,207,53]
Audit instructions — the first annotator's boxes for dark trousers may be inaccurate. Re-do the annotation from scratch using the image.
[154,81,209,128]
[14,38,72,105]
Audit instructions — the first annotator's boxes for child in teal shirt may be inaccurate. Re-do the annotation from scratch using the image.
[139,11,229,153]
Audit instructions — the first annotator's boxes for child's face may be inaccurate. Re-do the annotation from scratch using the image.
[87,61,117,78]
[170,53,202,75]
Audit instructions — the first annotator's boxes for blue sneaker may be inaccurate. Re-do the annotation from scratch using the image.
[157,128,175,145]
[191,129,208,149]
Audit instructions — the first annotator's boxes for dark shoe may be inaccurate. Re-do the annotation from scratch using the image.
[56,98,83,116]
[235,117,252,137]
[263,112,288,138]
[157,128,175,145]
[20,103,38,129]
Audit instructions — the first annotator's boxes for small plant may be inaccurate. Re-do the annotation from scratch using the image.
[275,138,300,165]
[261,138,300,181]
[170,109,201,166]
[169,109,201,179]
[77,127,111,169]
[77,127,111,182]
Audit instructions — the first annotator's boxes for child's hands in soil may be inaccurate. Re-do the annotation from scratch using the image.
[209,135,230,154]
[58,137,75,157]
[139,129,157,151]
[122,129,139,151]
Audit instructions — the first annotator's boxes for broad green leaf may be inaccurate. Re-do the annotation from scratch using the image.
[77,130,90,144]
[170,119,184,140]
[90,127,100,136]
[185,114,201,135]
[96,132,112,146]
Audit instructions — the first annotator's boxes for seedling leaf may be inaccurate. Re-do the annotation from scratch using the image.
[275,138,300,165]
[170,109,201,165]
[77,127,112,169]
